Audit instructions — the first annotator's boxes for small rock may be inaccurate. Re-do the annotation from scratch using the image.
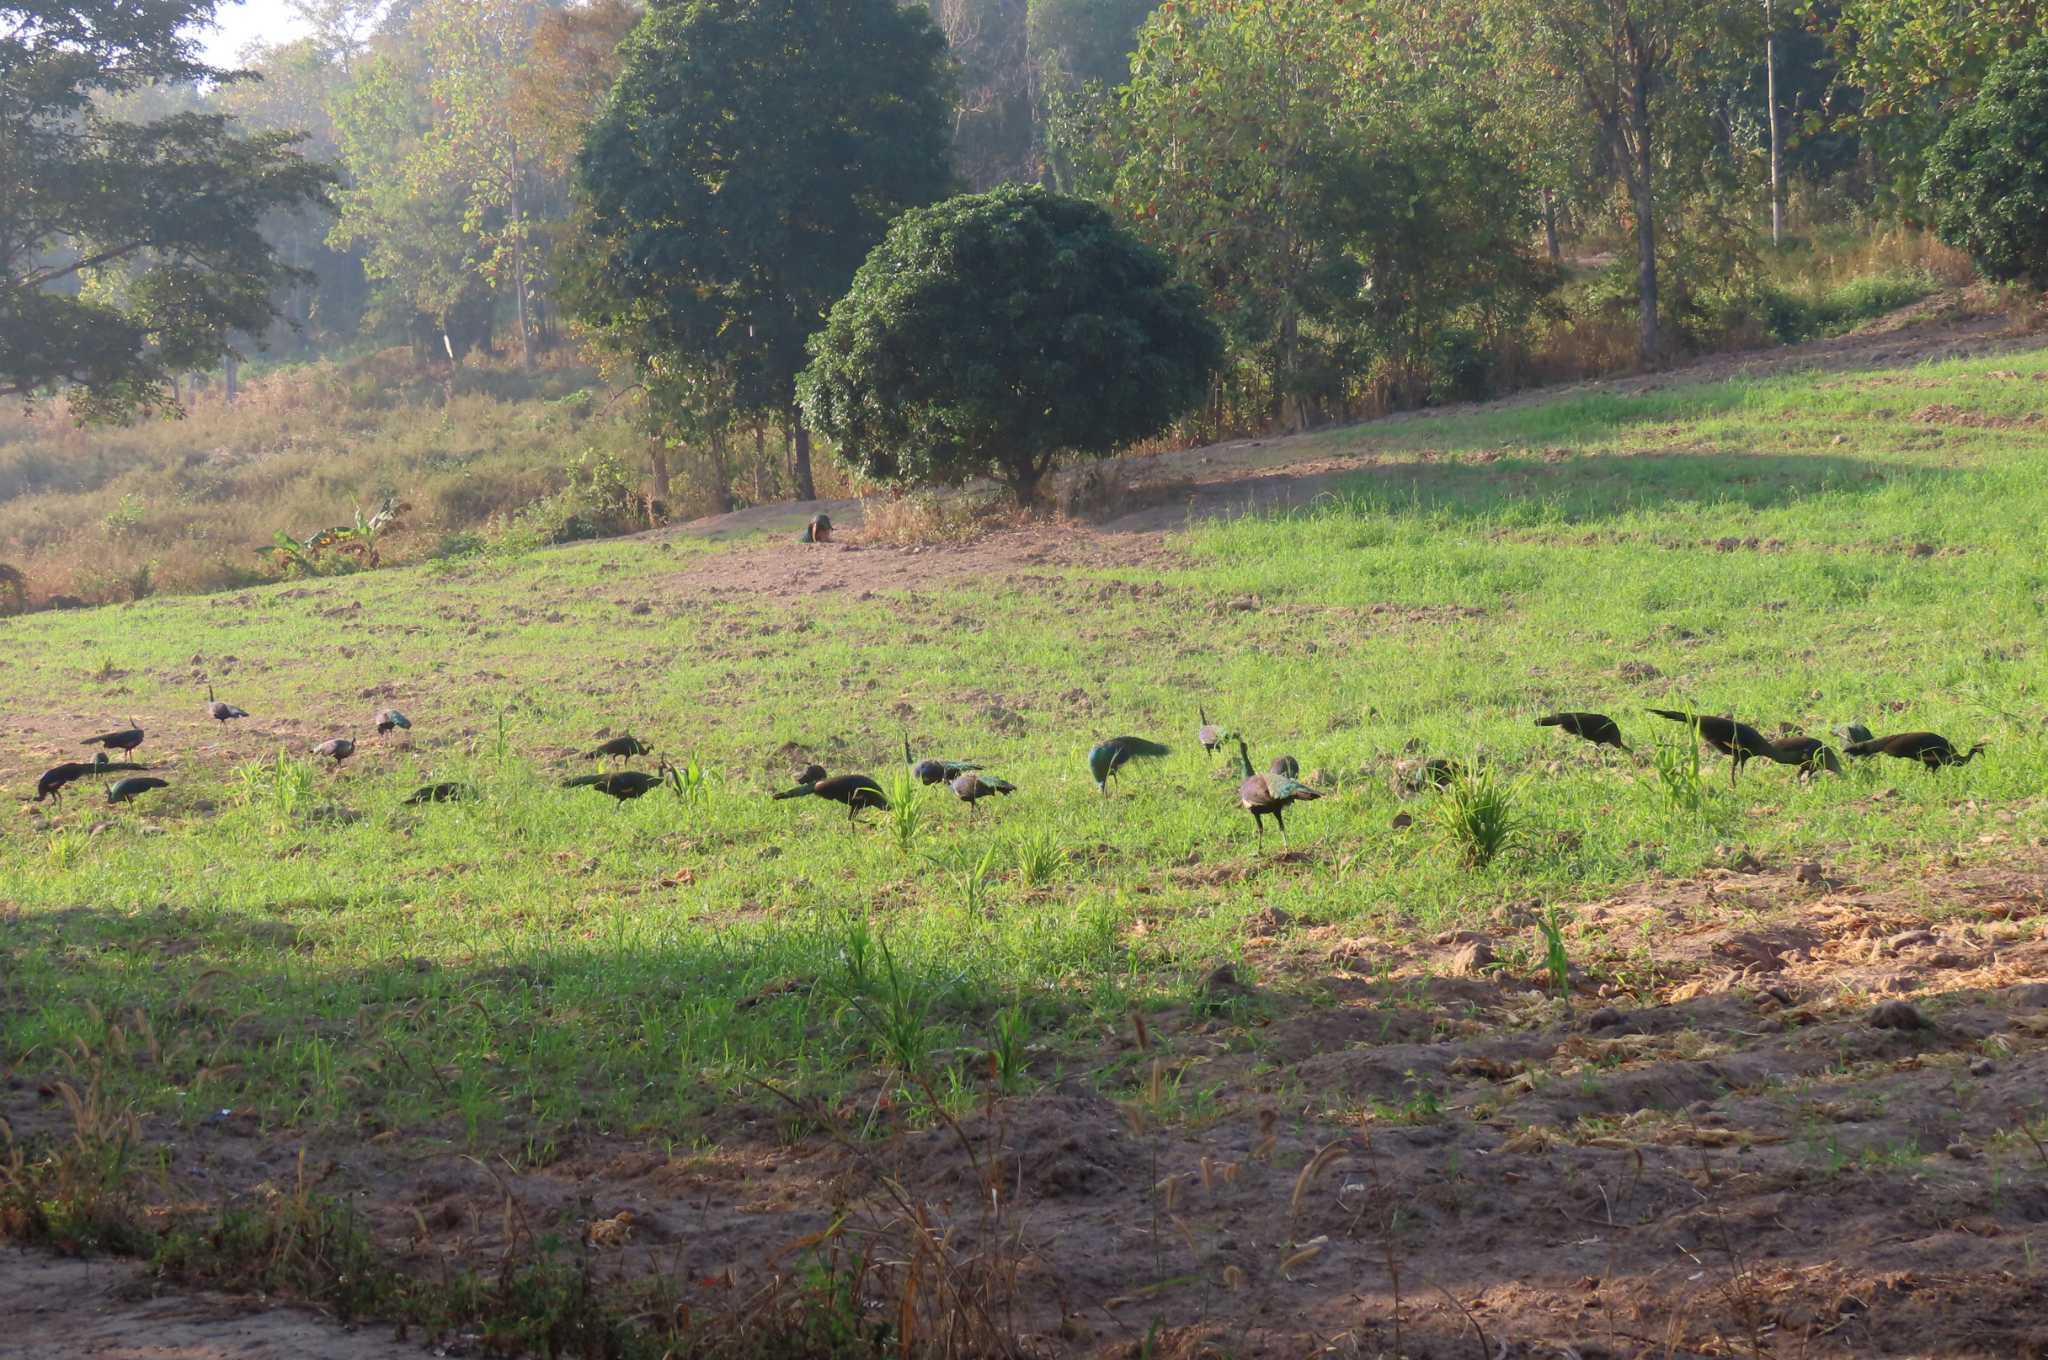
[1761,984,1796,1006]
[1945,1140,1979,1161]
[1308,767,1334,788]
[1447,938,1495,976]
[1886,928,1936,953]
[1868,1000,1929,1031]
[1909,543,1936,558]
[1587,1006,1624,1031]
[1969,1058,1996,1077]
[1390,812,1414,830]
[1793,861,1825,886]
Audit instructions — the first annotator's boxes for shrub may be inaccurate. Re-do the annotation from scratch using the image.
[800,184,1222,507]
[1924,37,2048,285]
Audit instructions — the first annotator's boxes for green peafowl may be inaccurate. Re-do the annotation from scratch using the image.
[313,737,356,766]
[799,513,833,544]
[586,735,651,764]
[404,782,472,804]
[80,721,144,754]
[1196,709,1230,755]
[206,686,249,724]
[1536,711,1628,754]
[1648,710,1779,788]
[107,776,169,805]
[562,764,678,806]
[1234,738,1322,847]
[1843,731,1985,771]
[773,771,889,821]
[1087,736,1171,795]
[949,770,1016,816]
[375,709,412,735]
[904,736,980,786]
[1268,754,1300,779]
[1766,735,1843,779]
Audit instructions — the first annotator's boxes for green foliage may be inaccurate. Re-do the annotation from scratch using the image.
[1013,827,1068,889]
[1429,765,1525,869]
[0,0,335,416]
[1651,722,1711,820]
[1536,906,1572,996]
[571,0,955,483]
[1091,0,1549,422]
[1924,37,2048,286]
[882,769,926,856]
[799,184,1222,505]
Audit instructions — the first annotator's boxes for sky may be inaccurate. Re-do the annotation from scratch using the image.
[192,0,312,66]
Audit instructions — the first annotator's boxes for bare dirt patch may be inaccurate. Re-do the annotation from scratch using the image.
[0,1250,423,1360]
[8,857,2048,1357]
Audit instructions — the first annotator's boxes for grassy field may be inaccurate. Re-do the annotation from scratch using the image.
[5,334,2048,1356]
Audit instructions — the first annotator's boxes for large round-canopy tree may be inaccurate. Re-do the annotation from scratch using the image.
[798,184,1222,507]
[572,0,955,503]
[1924,36,2048,287]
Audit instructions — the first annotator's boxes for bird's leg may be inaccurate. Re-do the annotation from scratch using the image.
[1276,808,1288,848]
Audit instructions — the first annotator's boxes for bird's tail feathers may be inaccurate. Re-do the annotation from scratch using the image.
[771,784,816,800]
[1126,739,1172,759]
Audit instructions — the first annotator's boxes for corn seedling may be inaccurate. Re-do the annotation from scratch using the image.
[1537,905,1573,996]
[883,768,925,855]
[1652,720,1709,817]
[1429,765,1525,868]
[1012,826,1067,888]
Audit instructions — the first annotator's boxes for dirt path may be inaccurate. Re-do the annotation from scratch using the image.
[0,1250,420,1359]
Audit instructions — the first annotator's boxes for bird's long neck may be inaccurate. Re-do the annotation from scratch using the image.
[1200,707,1208,727]
[1234,743,1254,779]
[904,736,913,765]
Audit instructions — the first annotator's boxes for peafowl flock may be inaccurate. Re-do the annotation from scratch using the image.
[562,764,678,805]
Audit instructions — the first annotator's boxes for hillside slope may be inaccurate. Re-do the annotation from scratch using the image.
[4,324,2048,1357]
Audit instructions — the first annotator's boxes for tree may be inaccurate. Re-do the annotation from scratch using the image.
[1090,0,1545,422]
[573,0,956,503]
[1821,0,2043,210]
[798,184,1222,507]
[1488,0,1760,364]
[0,0,335,416]
[1923,36,2048,285]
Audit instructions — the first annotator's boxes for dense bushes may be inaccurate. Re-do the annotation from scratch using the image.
[1925,37,2048,286]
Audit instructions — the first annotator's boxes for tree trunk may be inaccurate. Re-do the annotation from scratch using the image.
[791,413,817,502]
[649,440,670,507]
[510,146,533,373]
[1629,66,1660,367]
[1010,458,1045,509]
[1765,0,1783,246]
[224,352,239,405]
[1542,188,1562,267]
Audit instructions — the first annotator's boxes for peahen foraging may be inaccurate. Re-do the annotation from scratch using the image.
[1766,735,1843,779]
[313,737,356,766]
[586,735,652,764]
[1234,739,1322,847]
[404,782,472,805]
[1535,711,1628,754]
[800,512,833,544]
[106,776,169,805]
[34,759,145,804]
[375,709,412,735]
[562,764,678,806]
[772,771,889,821]
[1087,736,1171,795]
[949,770,1016,816]
[1648,709,1779,788]
[1843,731,1985,771]
[1196,709,1231,755]
[904,736,980,786]
[206,685,249,724]
[80,721,144,754]
[1268,754,1300,779]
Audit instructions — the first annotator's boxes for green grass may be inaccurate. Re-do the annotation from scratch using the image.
[2,341,2046,1171]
